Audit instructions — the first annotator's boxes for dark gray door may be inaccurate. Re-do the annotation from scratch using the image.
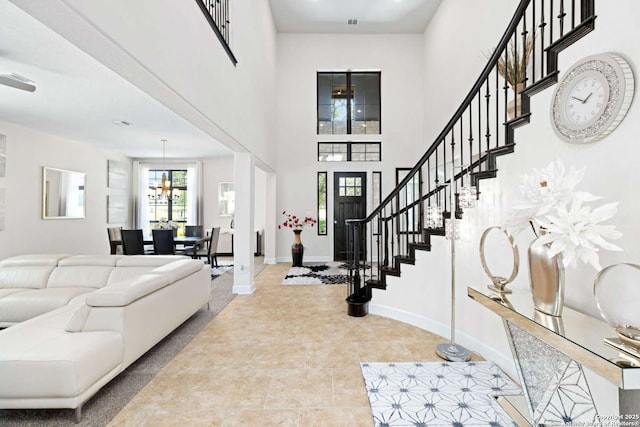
[333,172,367,261]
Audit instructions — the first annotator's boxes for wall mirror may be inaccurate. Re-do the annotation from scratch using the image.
[42,167,86,219]
[218,182,235,217]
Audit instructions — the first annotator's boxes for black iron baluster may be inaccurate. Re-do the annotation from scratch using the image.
[503,47,509,125]
[469,102,474,179]
[495,67,499,148]
[571,0,576,29]
[558,0,566,37]
[539,0,546,76]
[485,78,491,158]
[513,28,518,115]
[522,9,529,88]
[383,214,389,267]
[532,0,537,83]
[477,89,481,173]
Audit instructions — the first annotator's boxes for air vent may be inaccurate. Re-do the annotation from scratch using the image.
[347,18,358,25]
[112,120,133,126]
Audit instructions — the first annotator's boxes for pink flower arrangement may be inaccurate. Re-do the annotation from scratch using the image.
[278,211,317,231]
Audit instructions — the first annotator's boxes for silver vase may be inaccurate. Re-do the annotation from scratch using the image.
[528,238,565,317]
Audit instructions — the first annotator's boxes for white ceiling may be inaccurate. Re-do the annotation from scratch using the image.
[0,1,442,160]
[269,0,442,34]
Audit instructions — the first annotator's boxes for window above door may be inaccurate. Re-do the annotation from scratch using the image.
[317,71,381,135]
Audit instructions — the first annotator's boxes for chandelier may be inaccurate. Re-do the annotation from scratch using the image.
[148,139,179,201]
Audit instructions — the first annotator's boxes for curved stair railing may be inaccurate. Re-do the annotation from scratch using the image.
[345,0,596,315]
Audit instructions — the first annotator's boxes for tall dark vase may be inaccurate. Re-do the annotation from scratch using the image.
[291,230,304,267]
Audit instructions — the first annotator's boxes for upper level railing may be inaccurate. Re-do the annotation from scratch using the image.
[195,0,237,65]
[345,0,596,310]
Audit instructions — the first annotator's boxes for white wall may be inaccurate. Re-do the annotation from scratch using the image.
[0,121,131,259]
[275,33,425,261]
[370,0,640,415]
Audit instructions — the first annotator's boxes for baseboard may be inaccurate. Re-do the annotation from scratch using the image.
[232,282,256,294]
[368,302,517,379]
[264,257,277,264]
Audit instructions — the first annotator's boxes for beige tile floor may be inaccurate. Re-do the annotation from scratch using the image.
[109,263,479,426]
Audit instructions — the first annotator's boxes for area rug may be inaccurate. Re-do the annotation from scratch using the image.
[211,264,233,279]
[360,361,522,427]
[281,262,361,285]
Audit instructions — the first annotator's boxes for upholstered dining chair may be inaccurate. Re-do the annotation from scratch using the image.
[177,224,205,254]
[121,229,149,255]
[152,229,176,255]
[107,226,123,255]
[185,225,204,237]
[194,227,220,266]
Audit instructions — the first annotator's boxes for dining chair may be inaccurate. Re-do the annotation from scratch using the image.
[121,229,148,255]
[185,225,204,237]
[194,227,220,266]
[107,226,123,255]
[152,229,176,255]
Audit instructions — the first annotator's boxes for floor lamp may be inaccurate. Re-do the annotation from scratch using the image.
[436,162,472,362]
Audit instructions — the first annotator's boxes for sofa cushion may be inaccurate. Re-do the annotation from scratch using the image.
[47,266,114,289]
[0,266,55,290]
[58,255,120,267]
[0,254,70,267]
[0,324,123,399]
[85,274,170,307]
[0,288,29,299]
[149,259,205,283]
[0,288,94,324]
[115,255,188,267]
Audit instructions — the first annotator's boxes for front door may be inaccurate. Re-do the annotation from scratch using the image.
[333,172,367,261]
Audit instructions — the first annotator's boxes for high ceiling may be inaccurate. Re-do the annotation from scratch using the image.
[269,0,442,33]
[0,1,442,159]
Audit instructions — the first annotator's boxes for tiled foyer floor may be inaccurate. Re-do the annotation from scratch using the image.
[109,263,479,426]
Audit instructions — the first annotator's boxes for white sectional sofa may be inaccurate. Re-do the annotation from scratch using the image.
[0,254,211,421]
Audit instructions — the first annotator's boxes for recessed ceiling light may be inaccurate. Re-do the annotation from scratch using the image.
[112,120,133,126]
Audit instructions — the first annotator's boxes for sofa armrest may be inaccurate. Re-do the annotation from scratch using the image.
[85,274,170,307]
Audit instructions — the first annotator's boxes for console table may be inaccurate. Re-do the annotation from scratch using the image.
[468,287,640,426]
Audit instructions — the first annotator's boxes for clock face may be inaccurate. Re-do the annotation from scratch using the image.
[551,53,634,144]
[563,73,608,127]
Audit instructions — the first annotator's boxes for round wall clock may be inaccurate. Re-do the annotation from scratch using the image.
[550,53,634,144]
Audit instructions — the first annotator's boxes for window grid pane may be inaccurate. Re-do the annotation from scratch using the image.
[317,142,381,162]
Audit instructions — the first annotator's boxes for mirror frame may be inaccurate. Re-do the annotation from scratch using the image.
[42,166,86,219]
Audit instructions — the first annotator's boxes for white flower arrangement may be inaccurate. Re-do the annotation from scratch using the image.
[156,218,178,230]
[509,160,622,270]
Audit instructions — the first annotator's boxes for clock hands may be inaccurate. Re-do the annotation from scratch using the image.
[570,91,593,104]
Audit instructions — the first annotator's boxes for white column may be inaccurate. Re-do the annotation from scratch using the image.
[232,152,255,294]
[264,171,277,264]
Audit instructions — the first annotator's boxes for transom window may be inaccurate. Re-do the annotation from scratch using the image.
[317,71,381,134]
[338,176,363,197]
[318,142,381,162]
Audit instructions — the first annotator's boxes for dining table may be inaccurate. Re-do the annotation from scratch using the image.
[110,235,210,256]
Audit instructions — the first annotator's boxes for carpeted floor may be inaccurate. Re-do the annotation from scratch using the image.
[281,262,369,285]
[0,267,238,427]
[360,361,521,427]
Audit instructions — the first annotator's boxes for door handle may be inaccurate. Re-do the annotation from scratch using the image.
[334,220,338,224]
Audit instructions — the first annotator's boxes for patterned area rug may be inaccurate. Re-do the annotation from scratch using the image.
[281,262,360,285]
[211,264,233,279]
[360,361,521,427]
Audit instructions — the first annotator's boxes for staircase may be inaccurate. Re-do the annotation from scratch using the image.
[345,0,596,316]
